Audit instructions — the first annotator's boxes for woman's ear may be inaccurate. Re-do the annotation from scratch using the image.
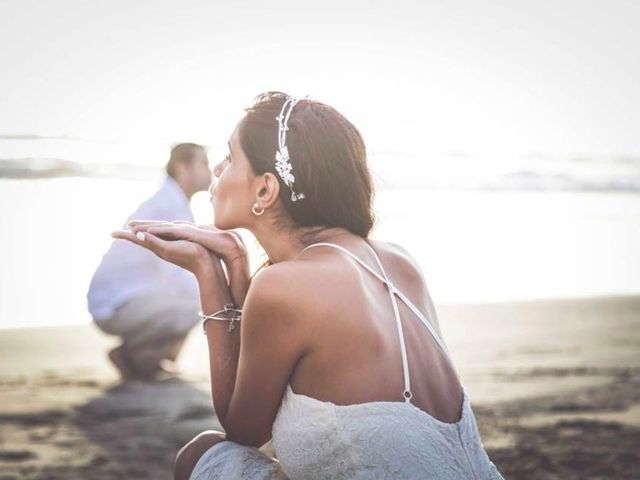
[254,173,280,209]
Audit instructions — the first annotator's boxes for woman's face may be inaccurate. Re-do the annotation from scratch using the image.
[209,125,256,229]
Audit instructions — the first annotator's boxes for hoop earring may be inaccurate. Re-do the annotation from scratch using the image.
[251,203,264,216]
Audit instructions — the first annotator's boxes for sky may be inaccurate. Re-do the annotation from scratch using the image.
[1,0,639,167]
[1,0,640,328]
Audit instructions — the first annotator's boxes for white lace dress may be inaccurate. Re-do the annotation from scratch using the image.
[189,242,504,480]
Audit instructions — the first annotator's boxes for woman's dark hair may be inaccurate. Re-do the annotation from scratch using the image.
[238,91,376,238]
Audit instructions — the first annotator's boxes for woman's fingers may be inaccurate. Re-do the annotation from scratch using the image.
[126,224,225,259]
[131,223,179,234]
[145,225,192,241]
[130,224,161,234]
[111,229,144,245]
[131,223,196,240]
[200,224,223,232]
[129,221,195,236]
[201,226,245,246]
[121,223,244,262]
[228,229,246,246]
[128,219,194,228]
[112,229,169,258]
[113,229,215,274]
[134,231,168,255]
[127,220,170,228]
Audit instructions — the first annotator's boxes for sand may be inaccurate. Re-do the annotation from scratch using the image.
[1,295,639,479]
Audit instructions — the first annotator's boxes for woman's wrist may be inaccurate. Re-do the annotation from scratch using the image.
[224,250,248,269]
[220,231,248,263]
[198,274,235,312]
[226,253,251,306]
[195,255,225,285]
[191,228,247,266]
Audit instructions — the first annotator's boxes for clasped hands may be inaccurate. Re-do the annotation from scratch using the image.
[112,220,248,279]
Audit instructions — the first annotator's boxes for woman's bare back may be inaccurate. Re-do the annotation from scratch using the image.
[285,238,464,424]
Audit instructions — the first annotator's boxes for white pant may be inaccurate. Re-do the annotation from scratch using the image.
[95,292,201,367]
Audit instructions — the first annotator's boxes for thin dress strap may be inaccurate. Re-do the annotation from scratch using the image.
[296,241,452,403]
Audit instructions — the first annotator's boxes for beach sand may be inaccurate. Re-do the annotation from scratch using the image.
[1,295,639,479]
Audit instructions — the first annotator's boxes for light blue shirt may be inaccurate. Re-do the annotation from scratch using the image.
[87,176,199,321]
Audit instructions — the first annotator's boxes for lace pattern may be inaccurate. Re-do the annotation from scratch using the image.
[270,384,504,480]
[189,387,504,479]
[190,441,288,480]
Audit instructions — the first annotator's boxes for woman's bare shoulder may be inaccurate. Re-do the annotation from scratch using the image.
[246,240,429,313]
[247,259,331,309]
[368,240,439,317]
[369,239,425,280]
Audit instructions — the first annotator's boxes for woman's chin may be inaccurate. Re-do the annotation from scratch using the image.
[213,216,230,230]
[212,208,243,230]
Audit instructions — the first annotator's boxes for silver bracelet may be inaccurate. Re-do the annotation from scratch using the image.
[200,303,242,334]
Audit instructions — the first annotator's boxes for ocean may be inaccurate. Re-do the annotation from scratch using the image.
[1,174,639,329]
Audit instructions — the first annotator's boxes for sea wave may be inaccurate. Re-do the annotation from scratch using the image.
[0,158,157,180]
[1,155,639,193]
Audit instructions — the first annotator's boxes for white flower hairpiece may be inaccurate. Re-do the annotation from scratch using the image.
[275,96,306,202]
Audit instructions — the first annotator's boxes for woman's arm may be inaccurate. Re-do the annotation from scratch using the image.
[198,258,306,445]
[221,250,251,308]
[111,227,246,428]
[196,260,242,424]
[117,222,295,441]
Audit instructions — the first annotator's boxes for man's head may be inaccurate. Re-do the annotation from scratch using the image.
[166,143,212,197]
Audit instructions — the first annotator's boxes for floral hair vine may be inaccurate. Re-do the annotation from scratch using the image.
[275,95,307,202]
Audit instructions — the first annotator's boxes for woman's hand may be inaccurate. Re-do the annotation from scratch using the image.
[126,220,251,306]
[128,220,248,267]
[111,228,219,278]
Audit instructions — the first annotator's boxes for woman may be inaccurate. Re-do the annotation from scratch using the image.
[114,92,504,479]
